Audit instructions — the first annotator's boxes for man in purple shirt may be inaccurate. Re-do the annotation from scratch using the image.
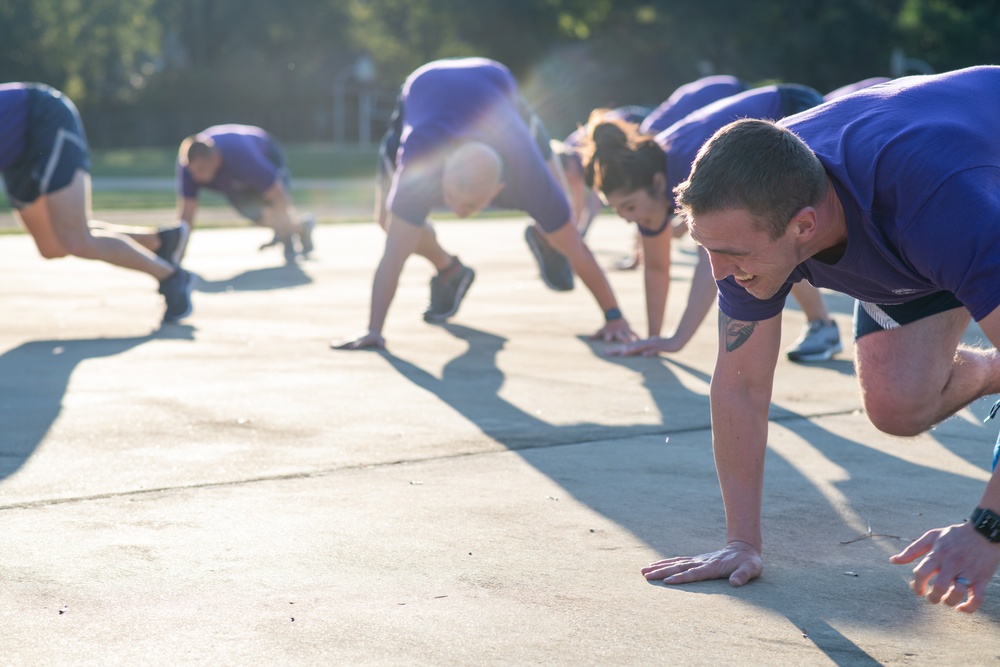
[0,83,193,323]
[639,75,747,136]
[649,66,1000,614]
[176,124,315,264]
[334,58,635,350]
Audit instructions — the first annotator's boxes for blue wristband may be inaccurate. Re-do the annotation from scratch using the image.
[604,307,623,322]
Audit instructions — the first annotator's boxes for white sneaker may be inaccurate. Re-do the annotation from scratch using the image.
[786,319,842,362]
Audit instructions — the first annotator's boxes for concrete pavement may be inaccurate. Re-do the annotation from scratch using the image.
[0,216,998,665]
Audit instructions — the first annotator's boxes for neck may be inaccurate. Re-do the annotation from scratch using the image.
[807,177,848,260]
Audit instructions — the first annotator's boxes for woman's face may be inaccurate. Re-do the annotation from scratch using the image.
[604,174,671,234]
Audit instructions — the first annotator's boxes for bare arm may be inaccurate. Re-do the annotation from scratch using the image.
[177,197,198,227]
[544,222,636,343]
[641,229,672,338]
[890,305,1000,613]
[608,242,718,357]
[333,214,423,350]
[643,311,782,584]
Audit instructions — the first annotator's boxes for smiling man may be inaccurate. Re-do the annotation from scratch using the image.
[334,57,635,350]
[651,66,1000,613]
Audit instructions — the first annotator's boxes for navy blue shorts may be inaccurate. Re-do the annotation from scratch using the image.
[2,85,90,209]
[227,168,291,224]
[853,291,965,340]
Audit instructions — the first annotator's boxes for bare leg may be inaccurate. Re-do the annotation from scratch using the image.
[18,170,173,281]
[789,281,831,322]
[857,307,1000,436]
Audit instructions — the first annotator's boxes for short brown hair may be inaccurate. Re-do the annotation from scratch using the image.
[674,119,827,239]
[178,135,216,166]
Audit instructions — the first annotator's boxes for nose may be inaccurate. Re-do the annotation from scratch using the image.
[703,248,733,281]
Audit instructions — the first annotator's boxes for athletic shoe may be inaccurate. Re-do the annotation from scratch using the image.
[282,234,298,264]
[985,400,1000,471]
[524,224,574,291]
[156,223,190,266]
[786,319,843,362]
[423,260,475,323]
[159,268,195,322]
[298,214,316,256]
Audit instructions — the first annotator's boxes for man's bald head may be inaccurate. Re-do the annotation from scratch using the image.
[442,142,505,217]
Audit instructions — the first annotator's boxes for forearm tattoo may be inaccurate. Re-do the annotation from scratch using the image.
[719,312,757,352]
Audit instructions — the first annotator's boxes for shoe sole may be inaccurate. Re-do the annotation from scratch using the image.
[786,341,843,363]
[524,226,574,292]
[423,270,475,324]
[162,273,196,323]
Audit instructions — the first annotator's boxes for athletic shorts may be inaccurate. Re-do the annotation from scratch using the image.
[853,291,965,340]
[226,144,291,224]
[2,85,90,209]
[778,84,824,117]
[227,169,291,224]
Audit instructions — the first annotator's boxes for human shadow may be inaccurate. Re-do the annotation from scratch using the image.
[0,325,195,481]
[379,324,694,449]
[383,322,999,658]
[193,264,312,293]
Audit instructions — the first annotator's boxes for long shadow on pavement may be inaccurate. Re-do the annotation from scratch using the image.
[384,322,1000,661]
[193,264,311,293]
[0,326,194,481]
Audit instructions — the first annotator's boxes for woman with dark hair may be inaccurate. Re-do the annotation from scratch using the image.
[581,83,843,361]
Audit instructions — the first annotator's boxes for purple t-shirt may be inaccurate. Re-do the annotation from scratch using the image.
[656,85,786,206]
[0,84,30,171]
[387,58,570,232]
[716,66,1000,323]
[640,76,746,136]
[823,77,891,102]
[177,124,281,198]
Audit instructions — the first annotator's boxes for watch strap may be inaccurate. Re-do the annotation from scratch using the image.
[970,507,1000,543]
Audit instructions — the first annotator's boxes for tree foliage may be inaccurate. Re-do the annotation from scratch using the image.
[2,0,997,147]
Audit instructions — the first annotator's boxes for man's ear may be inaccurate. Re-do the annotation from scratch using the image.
[651,171,667,194]
[791,206,818,240]
[491,180,506,198]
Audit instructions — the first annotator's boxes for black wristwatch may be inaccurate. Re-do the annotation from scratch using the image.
[970,507,1000,543]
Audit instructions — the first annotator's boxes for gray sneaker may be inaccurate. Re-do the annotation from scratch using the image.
[423,259,475,323]
[786,319,842,362]
[298,214,316,256]
[524,224,574,291]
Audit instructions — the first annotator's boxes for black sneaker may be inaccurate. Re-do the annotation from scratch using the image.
[159,268,195,322]
[298,214,316,256]
[423,260,475,323]
[525,224,574,291]
[156,223,190,266]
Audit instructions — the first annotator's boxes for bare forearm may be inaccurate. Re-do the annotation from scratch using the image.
[711,386,770,550]
[644,266,669,337]
[665,251,718,346]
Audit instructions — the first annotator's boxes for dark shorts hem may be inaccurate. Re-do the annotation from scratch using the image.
[853,291,965,339]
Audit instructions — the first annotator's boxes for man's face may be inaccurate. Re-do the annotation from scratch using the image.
[187,153,221,184]
[605,186,670,234]
[689,208,800,300]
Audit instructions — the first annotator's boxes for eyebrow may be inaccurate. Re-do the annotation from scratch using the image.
[688,228,749,256]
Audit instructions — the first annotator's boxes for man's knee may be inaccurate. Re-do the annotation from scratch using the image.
[36,245,69,259]
[863,389,935,436]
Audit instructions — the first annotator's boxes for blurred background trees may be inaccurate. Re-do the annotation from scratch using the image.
[2,0,998,148]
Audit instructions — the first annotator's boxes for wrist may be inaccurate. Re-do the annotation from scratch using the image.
[603,306,623,322]
[970,507,1000,543]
